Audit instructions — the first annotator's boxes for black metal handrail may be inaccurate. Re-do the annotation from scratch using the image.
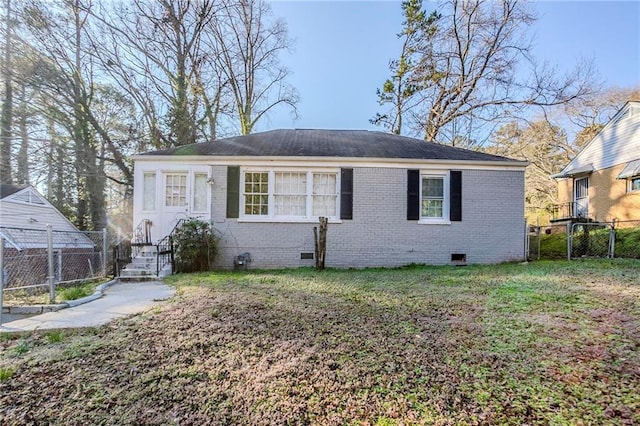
[131,219,152,259]
[132,219,152,246]
[112,238,132,277]
[155,219,185,276]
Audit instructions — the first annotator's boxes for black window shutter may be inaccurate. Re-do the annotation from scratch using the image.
[407,169,420,220]
[340,168,353,220]
[226,166,240,218]
[450,170,462,222]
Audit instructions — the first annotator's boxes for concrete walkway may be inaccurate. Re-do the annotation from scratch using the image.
[0,281,175,332]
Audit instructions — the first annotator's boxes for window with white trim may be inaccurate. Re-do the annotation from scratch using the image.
[421,173,449,220]
[313,173,338,217]
[165,173,187,207]
[629,176,640,192]
[193,173,208,212]
[244,172,269,215]
[274,172,307,216]
[142,172,156,211]
[242,169,339,219]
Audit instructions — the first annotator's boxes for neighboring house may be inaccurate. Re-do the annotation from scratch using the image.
[552,101,640,225]
[0,184,96,286]
[132,129,527,269]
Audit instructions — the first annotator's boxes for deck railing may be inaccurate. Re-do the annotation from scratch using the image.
[551,202,590,222]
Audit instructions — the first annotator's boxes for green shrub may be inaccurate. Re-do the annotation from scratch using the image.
[615,227,640,259]
[173,219,219,273]
[11,339,32,356]
[58,284,93,301]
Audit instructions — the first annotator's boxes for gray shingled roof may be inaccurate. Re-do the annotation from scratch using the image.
[0,184,27,199]
[141,129,519,163]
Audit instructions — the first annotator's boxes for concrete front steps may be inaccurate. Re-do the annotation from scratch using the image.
[119,246,159,282]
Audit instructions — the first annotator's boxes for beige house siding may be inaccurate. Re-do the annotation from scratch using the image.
[557,163,640,223]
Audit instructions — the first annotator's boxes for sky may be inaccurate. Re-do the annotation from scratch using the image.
[258,0,640,133]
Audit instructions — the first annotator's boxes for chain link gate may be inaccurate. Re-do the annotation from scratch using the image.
[568,222,615,260]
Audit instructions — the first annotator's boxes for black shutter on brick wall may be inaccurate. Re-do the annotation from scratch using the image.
[226,166,240,218]
[340,168,353,220]
[407,169,420,220]
[450,170,462,222]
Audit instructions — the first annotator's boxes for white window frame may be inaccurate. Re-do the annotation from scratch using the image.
[419,171,450,225]
[165,172,188,208]
[240,168,340,222]
[142,172,157,212]
[192,173,209,213]
[628,176,640,193]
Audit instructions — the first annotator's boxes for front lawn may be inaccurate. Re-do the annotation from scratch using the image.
[1,260,639,425]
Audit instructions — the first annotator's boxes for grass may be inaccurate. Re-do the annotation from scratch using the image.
[1,259,639,424]
[56,284,94,301]
[0,366,14,382]
[2,279,106,305]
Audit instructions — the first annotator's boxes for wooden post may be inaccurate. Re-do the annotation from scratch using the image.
[314,217,328,270]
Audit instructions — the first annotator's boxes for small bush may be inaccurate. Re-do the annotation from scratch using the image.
[173,219,220,273]
[58,285,93,301]
[11,339,32,356]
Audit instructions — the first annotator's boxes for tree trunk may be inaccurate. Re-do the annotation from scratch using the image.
[16,86,29,185]
[314,217,328,270]
[0,0,13,184]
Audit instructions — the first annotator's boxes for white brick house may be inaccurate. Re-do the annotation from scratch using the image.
[132,129,527,268]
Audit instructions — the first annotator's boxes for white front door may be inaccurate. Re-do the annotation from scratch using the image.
[574,177,589,218]
[157,171,211,240]
[160,172,189,238]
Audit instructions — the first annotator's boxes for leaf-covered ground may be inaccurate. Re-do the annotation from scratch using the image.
[1,260,639,425]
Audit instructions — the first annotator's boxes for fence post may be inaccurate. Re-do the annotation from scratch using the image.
[1,238,5,327]
[102,228,107,277]
[47,224,55,303]
[566,222,572,261]
[609,221,616,259]
[524,221,529,261]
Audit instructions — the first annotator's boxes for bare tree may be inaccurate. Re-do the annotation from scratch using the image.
[564,86,640,147]
[90,0,226,147]
[375,0,597,146]
[21,0,108,229]
[488,120,569,216]
[211,0,298,135]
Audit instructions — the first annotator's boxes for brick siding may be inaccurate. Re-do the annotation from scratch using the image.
[209,166,525,269]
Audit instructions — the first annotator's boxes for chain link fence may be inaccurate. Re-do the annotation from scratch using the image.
[527,220,640,260]
[569,222,614,259]
[0,225,107,298]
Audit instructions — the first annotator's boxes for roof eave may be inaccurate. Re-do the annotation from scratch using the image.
[133,154,528,168]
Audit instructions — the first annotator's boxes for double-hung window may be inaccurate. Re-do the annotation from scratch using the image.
[274,172,307,216]
[312,173,338,216]
[244,172,269,215]
[421,173,449,221]
[241,169,339,220]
